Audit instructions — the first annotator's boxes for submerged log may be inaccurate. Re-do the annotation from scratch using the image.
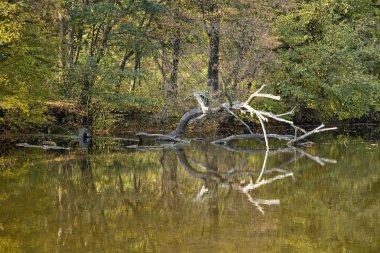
[136,133,190,144]
[16,143,70,150]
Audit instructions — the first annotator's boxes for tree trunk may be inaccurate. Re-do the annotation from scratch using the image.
[207,18,220,92]
[130,52,141,92]
[169,108,203,137]
[58,12,67,70]
[117,49,134,91]
[120,49,134,71]
[168,27,181,96]
[80,77,93,128]
[67,27,75,68]
[73,29,83,65]
[231,44,244,90]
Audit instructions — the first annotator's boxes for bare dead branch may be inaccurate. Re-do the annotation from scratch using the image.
[225,108,253,134]
[288,124,337,144]
[243,85,280,105]
[193,92,209,114]
[212,134,294,145]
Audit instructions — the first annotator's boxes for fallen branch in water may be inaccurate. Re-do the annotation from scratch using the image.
[16,143,70,150]
[212,134,294,145]
[136,132,190,144]
[287,124,338,145]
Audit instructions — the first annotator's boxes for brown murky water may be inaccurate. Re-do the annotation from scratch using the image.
[0,135,379,252]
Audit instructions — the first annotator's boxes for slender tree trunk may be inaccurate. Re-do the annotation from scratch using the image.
[80,77,92,128]
[207,18,220,92]
[231,44,244,90]
[117,49,134,91]
[96,24,113,63]
[130,52,141,92]
[58,12,67,70]
[168,27,181,96]
[67,27,75,68]
[120,49,134,71]
[74,29,83,65]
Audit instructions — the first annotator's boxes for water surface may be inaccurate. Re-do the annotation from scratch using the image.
[0,136,379,252]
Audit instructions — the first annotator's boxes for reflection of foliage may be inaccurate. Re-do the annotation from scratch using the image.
[0,138,379,252]
[0,238,21,253]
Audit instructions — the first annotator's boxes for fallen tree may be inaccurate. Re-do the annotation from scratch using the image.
[137,85,337,147]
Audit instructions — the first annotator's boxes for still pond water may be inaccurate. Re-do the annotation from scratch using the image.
[0,134,379,253]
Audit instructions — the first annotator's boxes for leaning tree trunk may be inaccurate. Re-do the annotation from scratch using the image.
[169,108,203,137]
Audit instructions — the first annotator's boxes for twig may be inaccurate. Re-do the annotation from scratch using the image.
[225,108,253,134]
[276,106,296,117]
[288,124,337,144]
[244,85,280,105]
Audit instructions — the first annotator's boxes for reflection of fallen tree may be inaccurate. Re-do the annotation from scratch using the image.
[171,144,336,214]
[124,139,337,214]
[173,146,290,214]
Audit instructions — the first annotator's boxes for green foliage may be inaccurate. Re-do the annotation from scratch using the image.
[0,0,58,129]
[1,0,380,131]
[274,0,380,120]
[0,1,21,47]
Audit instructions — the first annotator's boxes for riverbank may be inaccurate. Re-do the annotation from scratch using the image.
[1,101,379,139]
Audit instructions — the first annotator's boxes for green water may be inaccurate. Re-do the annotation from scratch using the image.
[0,136,379,252]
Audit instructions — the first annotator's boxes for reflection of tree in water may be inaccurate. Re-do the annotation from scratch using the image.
[51,139,336,252]
[4,137,380,252]
[159,150,179,211]
[55,147,161,252]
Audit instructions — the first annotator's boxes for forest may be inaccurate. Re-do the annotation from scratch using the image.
[1,0,379,134]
